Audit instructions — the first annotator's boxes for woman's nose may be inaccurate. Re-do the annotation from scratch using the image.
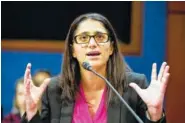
[88,37,98,48]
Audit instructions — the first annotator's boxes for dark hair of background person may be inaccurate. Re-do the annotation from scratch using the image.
[13,78,24,110]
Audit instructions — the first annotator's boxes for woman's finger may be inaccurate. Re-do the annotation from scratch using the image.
[158,62,167,81]
[161,73,170,93]
[40,78,51,94]
[24,63,31,85]
[129,83,143,98]
[160,65,170,84]
[29,79,35,91]
[163,65,170,76]
[29,69,32,80]
[25,78,31,96]
[151,63,157,81]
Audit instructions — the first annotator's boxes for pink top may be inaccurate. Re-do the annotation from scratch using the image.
[72,85,107,123]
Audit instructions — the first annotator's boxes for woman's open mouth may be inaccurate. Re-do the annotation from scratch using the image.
[86,51,101,56]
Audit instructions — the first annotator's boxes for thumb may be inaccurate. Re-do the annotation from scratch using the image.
[40,78,51,93]
[129,83,143,97]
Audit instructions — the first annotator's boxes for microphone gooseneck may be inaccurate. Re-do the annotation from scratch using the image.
[82,61,144,123]
[82,62,92,71]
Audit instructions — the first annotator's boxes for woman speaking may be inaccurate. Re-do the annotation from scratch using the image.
[22,13,169,123]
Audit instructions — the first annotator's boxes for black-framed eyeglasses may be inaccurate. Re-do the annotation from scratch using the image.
[73,33,110,44]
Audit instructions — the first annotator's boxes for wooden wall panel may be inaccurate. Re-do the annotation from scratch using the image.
[166,2,185,123]
[168,2,185,13]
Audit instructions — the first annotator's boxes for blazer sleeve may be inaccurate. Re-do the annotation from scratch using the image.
[136,74,166,123]
[21,85,50,123]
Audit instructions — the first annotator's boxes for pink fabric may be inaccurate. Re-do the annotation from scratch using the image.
[72,85,107,123]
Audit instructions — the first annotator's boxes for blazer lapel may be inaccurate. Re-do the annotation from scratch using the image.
[108,101,121,123]
[60,101,74,123]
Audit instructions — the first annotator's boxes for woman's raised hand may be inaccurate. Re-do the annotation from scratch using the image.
[24,63,50,121]
[129,62,170,121]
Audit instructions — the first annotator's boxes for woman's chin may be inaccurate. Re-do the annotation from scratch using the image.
[88,61,105,69]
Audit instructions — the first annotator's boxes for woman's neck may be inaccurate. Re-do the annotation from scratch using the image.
[80,65,106,92]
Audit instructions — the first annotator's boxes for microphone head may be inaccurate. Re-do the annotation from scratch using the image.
[82,62,92,71]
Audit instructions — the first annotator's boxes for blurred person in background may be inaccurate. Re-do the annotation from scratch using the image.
[32,69,52,113]
[3,78,25,123]
[33,69,52,87]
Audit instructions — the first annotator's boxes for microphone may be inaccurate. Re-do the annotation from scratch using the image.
[82,62,144,123]
[82,61,92,71]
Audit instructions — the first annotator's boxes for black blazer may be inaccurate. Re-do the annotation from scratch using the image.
[21,72,166,123]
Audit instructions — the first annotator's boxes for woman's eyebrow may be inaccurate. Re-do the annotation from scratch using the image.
[77,32,89,35]
[78,31,106,35]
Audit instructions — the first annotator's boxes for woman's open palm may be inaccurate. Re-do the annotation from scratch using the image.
[24,63,50,115]
[129,62,170,110]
